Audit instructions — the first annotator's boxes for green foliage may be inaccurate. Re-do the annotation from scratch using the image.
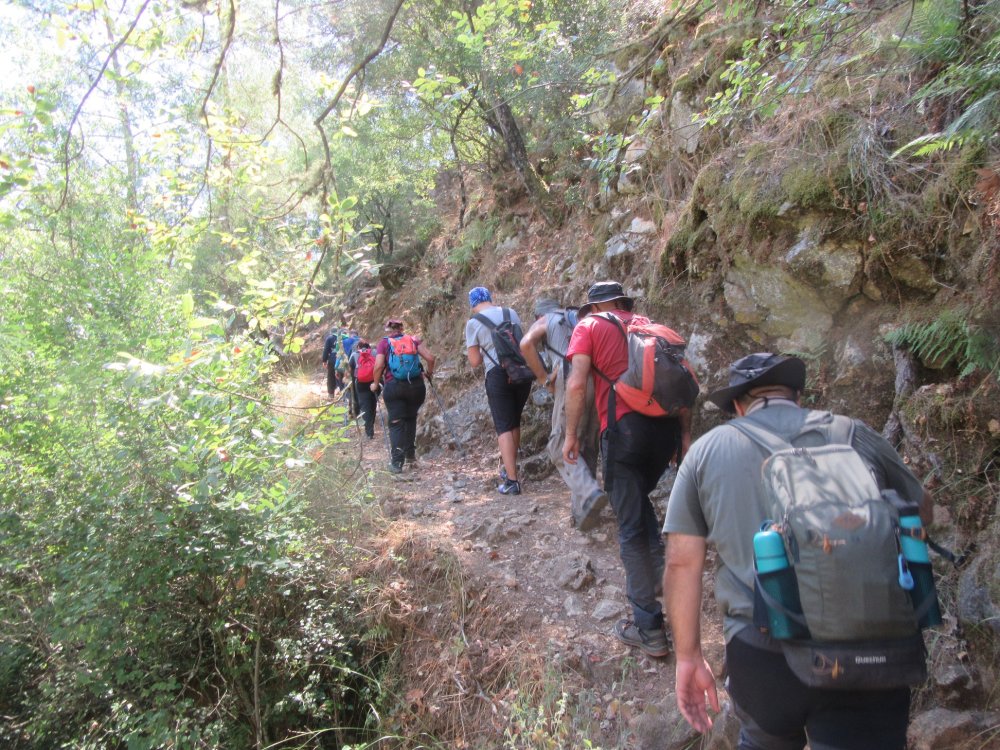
[885,311,1000,380]
[448,216,498,278]
[580,96,664,191]
[892,0,1000,157]
[0,266,389,747]
[700,1,859,127]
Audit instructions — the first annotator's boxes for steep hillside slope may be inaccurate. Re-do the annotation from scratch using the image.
[333,3,1000,746]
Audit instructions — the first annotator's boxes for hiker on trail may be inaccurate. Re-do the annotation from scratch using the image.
[563,281,691,658]
[342,329,359,359]
[342,329,360,417]
[465,286,534,496]
[519,297,606,529]
[322,327,344,397]
[371,319,436,473]
[350,339,378,439]
[664,353,933,749]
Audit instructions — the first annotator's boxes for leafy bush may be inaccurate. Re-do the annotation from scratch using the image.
[0,281,389,749]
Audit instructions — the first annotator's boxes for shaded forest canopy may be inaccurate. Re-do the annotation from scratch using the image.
[1,0,998,747]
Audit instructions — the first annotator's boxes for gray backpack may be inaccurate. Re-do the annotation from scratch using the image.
[732,412,930,689]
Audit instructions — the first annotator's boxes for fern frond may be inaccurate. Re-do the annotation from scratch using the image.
[886,313,1000,381]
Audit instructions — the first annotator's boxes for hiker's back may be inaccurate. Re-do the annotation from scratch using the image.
[731,407,935,689]
[386,334,422,381]
[544,309,576,358]
[591,312,699,420]
[470,306,534,384]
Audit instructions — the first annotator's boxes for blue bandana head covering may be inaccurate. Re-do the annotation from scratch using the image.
[468,286,492,307]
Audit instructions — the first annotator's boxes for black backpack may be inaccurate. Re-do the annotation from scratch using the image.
[473,307,535,385]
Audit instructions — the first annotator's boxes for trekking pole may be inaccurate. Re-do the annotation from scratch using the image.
[376,390,392,461]
[425,376,465,456]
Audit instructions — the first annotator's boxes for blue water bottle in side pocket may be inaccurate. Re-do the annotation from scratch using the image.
[753,521,809,639]
[898,513,943,628]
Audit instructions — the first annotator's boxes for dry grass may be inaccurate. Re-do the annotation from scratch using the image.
[350,524,561,749]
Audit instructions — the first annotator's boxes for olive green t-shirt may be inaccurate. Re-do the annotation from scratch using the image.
[663,403,925,643]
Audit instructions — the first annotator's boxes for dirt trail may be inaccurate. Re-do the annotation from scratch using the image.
[290,367,729,748]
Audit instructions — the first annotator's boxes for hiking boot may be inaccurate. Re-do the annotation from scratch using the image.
[574,489,609,532]
[497,478,521,495]
[388,463,403,475]
[614,619,670,658]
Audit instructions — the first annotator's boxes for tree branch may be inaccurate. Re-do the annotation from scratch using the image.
[58,0,152,211]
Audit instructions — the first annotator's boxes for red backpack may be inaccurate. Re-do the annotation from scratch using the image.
[355,348,376,383]
[593,312,699,422]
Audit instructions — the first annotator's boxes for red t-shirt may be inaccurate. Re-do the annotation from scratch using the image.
[566,310,647,430]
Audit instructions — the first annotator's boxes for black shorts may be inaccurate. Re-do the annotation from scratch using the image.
[485,365,532,435]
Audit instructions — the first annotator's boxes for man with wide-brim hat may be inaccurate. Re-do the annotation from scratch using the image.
[576,280,635,318]
[706,352,806,413]
[562,280,690,659]
[663,352,933,748]
[519,295,606,530]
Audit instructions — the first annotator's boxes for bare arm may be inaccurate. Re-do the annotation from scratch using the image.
[562,353,590,464]
[519,316,553,389]
[370,352,386,391]
[417,341,435,377]
[466,345,483,370]
[666,533,719,734]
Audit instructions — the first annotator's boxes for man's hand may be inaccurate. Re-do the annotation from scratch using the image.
[562,433,580,465]
[369,382,378,393]
[675,657,719,734]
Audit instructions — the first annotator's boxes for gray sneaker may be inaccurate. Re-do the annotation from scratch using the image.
[574,489,609,532]
[614,619,670,658]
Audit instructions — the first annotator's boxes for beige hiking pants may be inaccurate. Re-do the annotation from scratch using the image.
[547,365,602,513]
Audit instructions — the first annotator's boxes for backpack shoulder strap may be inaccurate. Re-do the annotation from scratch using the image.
[471,313,499,366]
[473,312,497,330]
[594,311,628,339]
[728,418,793,455]
[502,307,511,324]
[589,312,629,384]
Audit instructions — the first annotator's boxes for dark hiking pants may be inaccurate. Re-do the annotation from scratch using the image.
[383,377,426,468]
[601,411,679,631]
[356,383,377,438]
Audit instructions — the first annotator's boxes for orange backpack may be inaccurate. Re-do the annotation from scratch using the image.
[593,313,699,420]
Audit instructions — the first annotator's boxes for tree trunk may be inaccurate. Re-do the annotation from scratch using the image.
[492,101,558,226]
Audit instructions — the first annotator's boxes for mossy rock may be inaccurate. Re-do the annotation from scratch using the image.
[671,70,702,100]
[691,160,726,205]
[781,161,838,211]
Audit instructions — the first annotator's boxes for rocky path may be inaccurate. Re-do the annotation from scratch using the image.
[286,368,733,749]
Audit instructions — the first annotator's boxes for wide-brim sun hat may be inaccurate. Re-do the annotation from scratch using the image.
[578,281,635,318]
[707,353,807,414]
